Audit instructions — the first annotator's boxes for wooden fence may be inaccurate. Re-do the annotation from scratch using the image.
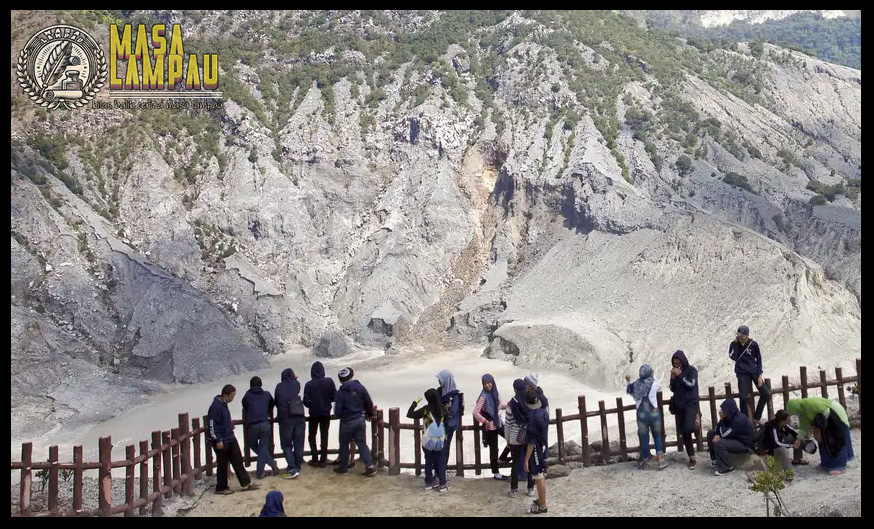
[11,359,860,516]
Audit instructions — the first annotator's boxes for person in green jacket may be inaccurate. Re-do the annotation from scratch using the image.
[785,397,855,475]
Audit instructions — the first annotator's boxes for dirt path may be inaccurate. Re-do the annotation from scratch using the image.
[185,430,860,517]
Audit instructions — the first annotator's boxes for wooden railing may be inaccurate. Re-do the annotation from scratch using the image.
[11,359,860,516]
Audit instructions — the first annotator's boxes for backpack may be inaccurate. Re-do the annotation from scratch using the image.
[423,417,446,451]
[287,397,305,418]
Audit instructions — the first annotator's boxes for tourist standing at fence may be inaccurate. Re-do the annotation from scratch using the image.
[669,350,701,470]
[407,388,449,492]
[334,367,377,477]
[506,379,535,498]
[473,374,509,481]
[524,390,549,515]
[729,325,770,424]
[757,410,796,476]
[242,376,281,479]
[303,361,336,468]
[437,369,463,470]
[706,398,755,476]
[524,373,549,418]
[627,365,668,470]
[786,397,855,475]
[275,368,306,479]
[208,384,259,494]
[259,491,287,517]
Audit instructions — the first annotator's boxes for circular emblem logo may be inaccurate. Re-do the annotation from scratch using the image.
[16,25,107,110]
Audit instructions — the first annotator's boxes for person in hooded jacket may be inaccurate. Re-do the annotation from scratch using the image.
[706,398,756,476]
[274,368,306,479]
[208,384,258,494]
[303,361,336,468]
[626,365,668,470]
[437,369,463,470]
[505,379,535,498]
[258,490,286,517]
[407,388,449,492]
[333,367,377,477]
[242,376,281,479]
[473,374,509,481]
[669,350,701,470]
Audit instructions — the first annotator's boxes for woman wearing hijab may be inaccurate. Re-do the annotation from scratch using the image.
[436,369,463,470]
[258,490,286,517]
[473,374,508,480]
[785,397,855,475]
[505,379,535,497]
[626,365,668,470]
[407,388,449,492]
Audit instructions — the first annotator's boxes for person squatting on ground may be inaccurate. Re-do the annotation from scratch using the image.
[437,369,463,471]
[505,379,535,498]
[626,365,668,470]
[524,389,549,515]
[275,368,306,479]
[208,384,259,495]
[473,374,509,481]
[333,367,377,477]
[729,325,770,424]
[303,361,336,468]
[707,398,756,476]
[756,410,797,479]
[242,376,280,479]
[407,388,449,492]
[786,397,855,475]
[669,350,701,470]
[259,491,286,517]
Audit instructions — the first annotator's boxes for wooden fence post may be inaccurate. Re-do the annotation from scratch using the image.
[578,396,591,467]
[835,368,847,411]
[765,378,774,420]
[139,440,149,516]
[708,387,717,431]
[800,366,808,398]
[855,358,861,415]
[455,414,465,478]
[161,431,172,499]
[151,431,163,516]
[191,417,202,479]
[413,418,422,476]
[820,370,829,399]
[125,444,136,517]
[73,445,84,513]
[781,376,791,410]
[179,413,194,496]
[598,400,610,463]
[378,409,386,468]
[556,408,567,462]
[98,436,112,517]
[19,442,31,516]
[613,401,626,462]
[473,421,482,476]
[48,445,59,514]
[170,428,181,495]
[371,408,379,465]
[656,391,667,457]
[388,407,400,476]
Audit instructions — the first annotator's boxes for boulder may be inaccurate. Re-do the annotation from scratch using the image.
[545,464,571,479]
[315,330,353,358]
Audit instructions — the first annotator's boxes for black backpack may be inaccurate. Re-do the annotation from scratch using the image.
[287,397,305,418]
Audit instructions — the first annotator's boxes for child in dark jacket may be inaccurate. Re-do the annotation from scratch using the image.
[757,410,796,474]
[706,398,756,476]
[407,388,448,492]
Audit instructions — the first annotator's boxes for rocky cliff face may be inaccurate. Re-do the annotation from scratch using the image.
[9,10,861,441]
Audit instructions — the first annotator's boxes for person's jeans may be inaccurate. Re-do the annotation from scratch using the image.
[737,373,771,421]
[510,444,534,491]
[307,416,331,463]
[338,417,373,471]
[484,429,500,474]
[279,417,306,472]
[636,401,663,461]
[707,429,752,472]
[423,448,447,486]
[442,427,456,469]
[213,437,250,491]
[247,421,277,477]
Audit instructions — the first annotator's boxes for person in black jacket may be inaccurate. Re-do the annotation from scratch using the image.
[757,409,796,475]
[407,388,448,492]
[333,367,377,477]
[242,376,280,479]
[728,325,771,423]
[274,368,306,479]
[303,361,336,468]
[669,350,701,470]
[706,398,756,476]
[207,384,259,494]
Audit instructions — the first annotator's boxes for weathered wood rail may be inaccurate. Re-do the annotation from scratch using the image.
[11,360,860,516]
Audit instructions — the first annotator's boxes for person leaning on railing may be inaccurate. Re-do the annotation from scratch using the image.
[208,384,259,495]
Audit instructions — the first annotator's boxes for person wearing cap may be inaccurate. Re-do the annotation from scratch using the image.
[523,389,549,515]
[706,398,756,476]
[242,376,281,479]
[669,350,701,470]
[728,325,770,424]
[524,372,549,417]
[626,365,668,470]
[274,368,306,479]
[333,367,377,477]
[436,369,463,470]
[207,384,259,494]
[785,397,855,475]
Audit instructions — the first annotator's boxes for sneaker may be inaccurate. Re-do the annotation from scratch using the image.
[688,458,697,471]
[425,482,437,491]
[437,484,451,493]
[318,461,327,468]
[493,474,509,481]
[215,488,234,495]
[636,459,649,470]
[710,460,718,468]
[290,469,300,479]
[657,459,669,470]
[242,483,260,491]
[307,460,320,468]
[332,467,349,475]
[528,502,548,515]
[714,467,736,476]
[507,489,519,497]
[526,488,535,497]
[362,467,377,478]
